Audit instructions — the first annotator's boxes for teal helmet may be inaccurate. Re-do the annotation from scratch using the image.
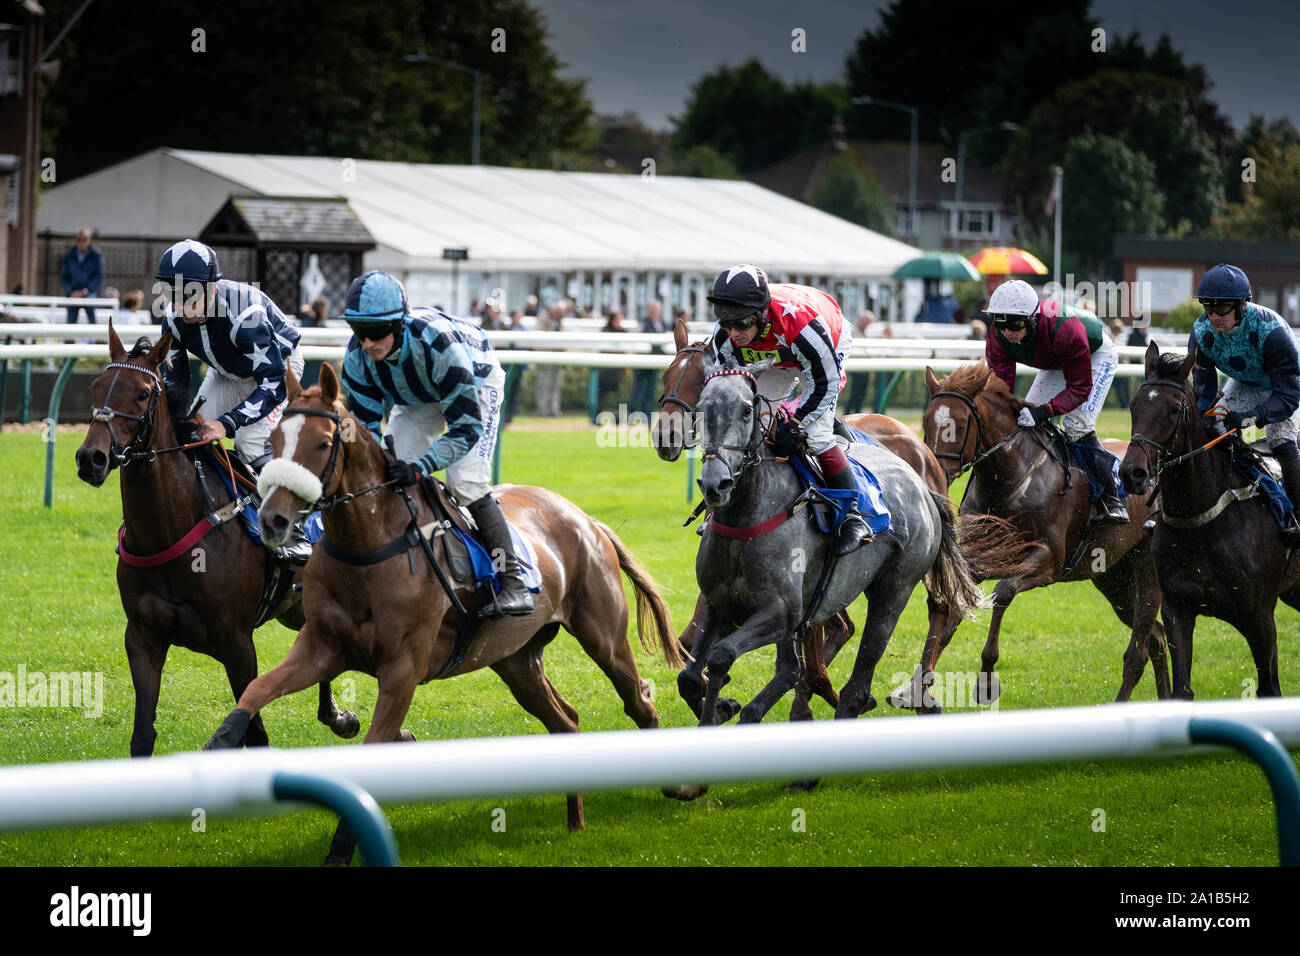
[343,271,408,323]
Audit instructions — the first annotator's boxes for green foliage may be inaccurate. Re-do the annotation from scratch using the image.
[809,152,894,234]
[41,0,595,178]
[669,60,846,173]
[660,144,742,180]
[1060,133,1164,269]
[1165,297,1205,332]
[1212,117,1300,241]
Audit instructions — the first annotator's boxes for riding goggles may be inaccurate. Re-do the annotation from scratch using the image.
[713,302,761,328]
[989,313,1031,332]
[347,320,402,341]
[1198,299,1238,317]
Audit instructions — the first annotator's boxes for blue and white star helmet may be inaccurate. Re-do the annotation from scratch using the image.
[343,271,409,324]
[155,239,222,283]
[706,264,770,318]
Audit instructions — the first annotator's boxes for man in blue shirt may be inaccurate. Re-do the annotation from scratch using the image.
[340,271,533,617]
[1190,263,1300,540]
[60,228,104,325]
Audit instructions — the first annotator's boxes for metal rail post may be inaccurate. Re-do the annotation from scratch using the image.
[272,771,399,867]
[43,358,77,508]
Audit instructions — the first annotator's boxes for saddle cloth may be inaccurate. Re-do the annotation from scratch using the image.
[788,425,892,535]
[196,444,324,545]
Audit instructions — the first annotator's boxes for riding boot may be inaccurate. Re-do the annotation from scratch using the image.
[833,417,854,443]
[1078,432,1129,525]
[1274,443,1300,545]
[819,450,872,556]
[247,446,313,567]
[468,494,536,617]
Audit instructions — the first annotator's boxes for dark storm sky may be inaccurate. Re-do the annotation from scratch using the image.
[531,0,1299,134]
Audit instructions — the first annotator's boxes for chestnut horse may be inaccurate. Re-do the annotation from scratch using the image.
[652,320,966,713]
[206,363,685,863]
[1120,344,1299,698]
[73,324,357,756]
[921,361,1170,703]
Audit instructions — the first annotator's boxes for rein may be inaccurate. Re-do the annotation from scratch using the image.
[658,343,709,445]
[926,389,1066,500]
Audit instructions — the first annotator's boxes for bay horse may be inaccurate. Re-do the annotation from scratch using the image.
[206,362,685,863]
[921,361,1170,703]
[681,358,987,765]
[73,323,357,756]
[1119,343,1299,698]
[653,320,969,714]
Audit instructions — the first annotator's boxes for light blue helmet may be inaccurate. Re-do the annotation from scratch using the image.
[343,271,409,323]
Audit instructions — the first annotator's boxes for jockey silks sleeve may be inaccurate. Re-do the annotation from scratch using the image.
[986,308,1096,416]
[341,308,493,475]
[1190,304,1300,425]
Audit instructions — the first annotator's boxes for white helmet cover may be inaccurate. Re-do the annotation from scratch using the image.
[988,279,1039,316]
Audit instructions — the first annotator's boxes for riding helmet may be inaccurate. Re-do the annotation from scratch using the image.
[155,240,222,284]
[343,271,410,323]
[1196,263,1252,302]
[707,265,771,315]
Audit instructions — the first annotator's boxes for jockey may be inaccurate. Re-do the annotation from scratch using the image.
[339,271,534,617]
[1189,263,1300,539]
[985,279,1128,525]
[706,264,870,556]
[156,239,311,565]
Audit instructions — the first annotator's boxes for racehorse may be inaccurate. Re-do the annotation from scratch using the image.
[680,357,987,757]
[653,321,985,714]
[206,363,686,862]
[73,323,357,756]
[1119,343,1299,698]
[921,361,1170,703]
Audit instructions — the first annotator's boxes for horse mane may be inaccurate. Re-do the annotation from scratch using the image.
[941,361,1013,401]
[124,336,193,441]
[1154,351,1189,382]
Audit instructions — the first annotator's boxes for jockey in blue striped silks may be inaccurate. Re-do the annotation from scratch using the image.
[339,271,533,617]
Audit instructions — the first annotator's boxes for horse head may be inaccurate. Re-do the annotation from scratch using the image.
[1120,342,1199,496]
[922,361,1029,482]
[653,318,706,462]
[76,321,174,486]
[256,362,360,547]
[696,356,771,507]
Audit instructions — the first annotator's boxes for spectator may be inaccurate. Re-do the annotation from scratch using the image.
[534,299,569,417]
[630,299,668,417]
[969,318,988,341]
[598,310,629,412]
[60,227,104,326]
[501,309,528,425]
[117,289,148,326]
[524,294,539,318]
[480,300,506,331]
[1114,314,1150,408]
[844,309,876,413]
[296,296,329,328]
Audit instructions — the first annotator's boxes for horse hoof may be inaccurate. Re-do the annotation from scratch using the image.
[973,672,1000,705]
[788,703,814,722]
[860,693,877,715]
[886,685,914,709]
[663,784,709,801]
[337,710,360,739]
[716,698,741,723]
[785,779,819,792]
[322,856,351,868]
[396,728,417,743]
[917,703,942,716]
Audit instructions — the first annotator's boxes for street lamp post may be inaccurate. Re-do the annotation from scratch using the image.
[954,121,1019,234]
[852,96,918,242]
[405,54,481,165]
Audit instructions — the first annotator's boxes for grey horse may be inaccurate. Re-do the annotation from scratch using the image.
[678,359,987,736]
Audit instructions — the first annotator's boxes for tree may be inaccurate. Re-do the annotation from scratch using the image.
[1225,115,1300,202]
[40,0,595,179]
[1211,122,1300,241]
[669,60,845,173]
[1060,134,1164,274]
[809,153,894,235]
[660,145,742,180]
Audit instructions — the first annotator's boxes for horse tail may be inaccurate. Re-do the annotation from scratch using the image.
[956,512,1038,580]
[593,520,686,670]
[925,490,991,621]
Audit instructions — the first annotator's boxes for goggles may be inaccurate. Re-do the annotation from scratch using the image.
[1198,299,1238,317]
[713,301,761,327]
[990,313,1031,332]
[347,320,401,342]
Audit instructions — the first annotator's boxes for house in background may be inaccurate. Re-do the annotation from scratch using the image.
[0,0,44,295]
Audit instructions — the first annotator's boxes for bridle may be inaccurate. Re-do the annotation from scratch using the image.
[276,405,397,514]
[700,367,770,486]
[658,343,709,447]
[925,389,1022,481]
[1127,378,1200,481]
[89,361,163,466]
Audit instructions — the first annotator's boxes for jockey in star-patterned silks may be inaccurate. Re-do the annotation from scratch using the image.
[984,278,1128,526]
[706,264,870,556]
[1189,262,1300,540]
[338,271,533,617]
[155,238,311,564]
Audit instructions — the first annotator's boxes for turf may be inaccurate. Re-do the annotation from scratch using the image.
[0,410,1295,866]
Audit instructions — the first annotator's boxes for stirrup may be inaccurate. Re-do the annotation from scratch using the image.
[1281,513,1300,545]
[835,513,873,557]
[480,576,535,617]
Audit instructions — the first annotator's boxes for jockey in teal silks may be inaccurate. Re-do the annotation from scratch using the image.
[1190,262,1300,542]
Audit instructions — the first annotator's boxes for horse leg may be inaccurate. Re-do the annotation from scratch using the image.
[835,581,913,719]
[677,593,707,658]
[677,604,738,725]
[205,623,344,750]
[125,626,167,758]
[317,681,361,739]
[221,636,270,748]
[1161,600,1197,700]
[1237,608,1282,697]
[740,637,804,725]
[790,611,852,721]
[888,594,955,714]
[1089,554,1150,703]
[697,606,790,727]
[491,637,586,831]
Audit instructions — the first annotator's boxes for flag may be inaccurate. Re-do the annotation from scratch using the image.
[1044,168,1062,216]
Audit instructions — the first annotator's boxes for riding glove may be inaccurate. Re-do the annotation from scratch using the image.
[771,417,808,458]
[1017,404,1050,428]
[385,458,422,486]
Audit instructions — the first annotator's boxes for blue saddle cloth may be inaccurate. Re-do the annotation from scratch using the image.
[195,445,324,545]
[1229,447,1294,527]
[788,428,892,536]
[1067,441,1129,502]
[449,523,543,594]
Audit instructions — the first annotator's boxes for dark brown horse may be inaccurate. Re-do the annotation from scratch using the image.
[1120,343,1299,698]
[652,319,963,713]
[207,363,685,862]
[921,361,1170,703]
[73,323,357,756]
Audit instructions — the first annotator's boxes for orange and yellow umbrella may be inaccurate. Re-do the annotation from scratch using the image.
[969,247,1048,276]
